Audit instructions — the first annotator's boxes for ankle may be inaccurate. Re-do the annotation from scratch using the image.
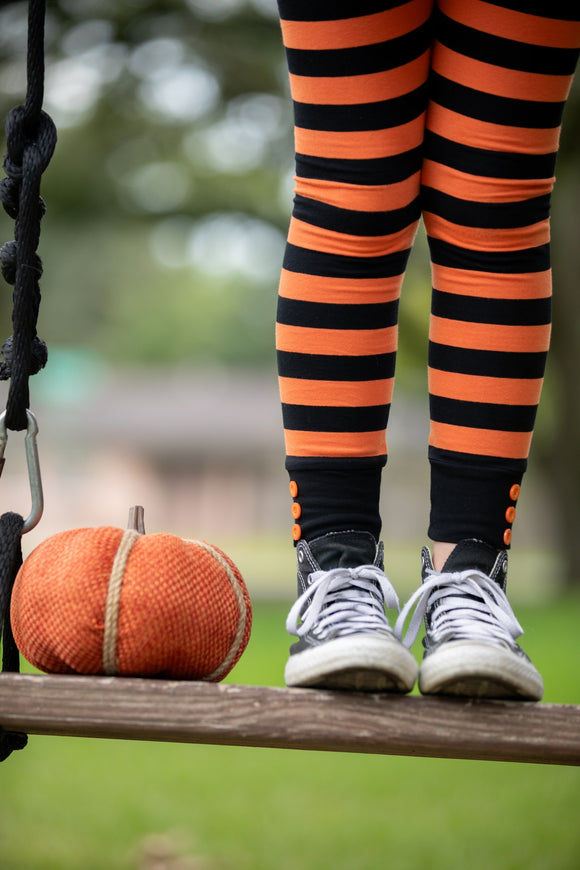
[431,541,456,572]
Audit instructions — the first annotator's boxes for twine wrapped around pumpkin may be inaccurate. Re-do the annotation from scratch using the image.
[10,507,252,681]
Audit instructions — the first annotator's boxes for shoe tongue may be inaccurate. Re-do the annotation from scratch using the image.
[310,531,377,571]
[442,538,500,577]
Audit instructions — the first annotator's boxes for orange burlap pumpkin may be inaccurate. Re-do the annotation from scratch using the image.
[10,522,252,681]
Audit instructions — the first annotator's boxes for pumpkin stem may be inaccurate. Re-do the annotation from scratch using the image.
[127,505,145,535]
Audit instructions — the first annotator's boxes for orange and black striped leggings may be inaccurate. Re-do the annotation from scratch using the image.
[276,0,580,549]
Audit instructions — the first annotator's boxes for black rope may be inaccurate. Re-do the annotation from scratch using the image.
[0,0,56,431]
[0,512,27,762]
[1,0,55,761]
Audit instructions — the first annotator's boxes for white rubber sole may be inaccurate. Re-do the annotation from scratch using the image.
[419,640,544,700]
[284,633,418,693]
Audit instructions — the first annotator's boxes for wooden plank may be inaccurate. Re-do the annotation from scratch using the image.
[1,673,579,765]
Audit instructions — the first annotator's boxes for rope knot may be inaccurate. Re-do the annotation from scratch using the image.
[0,336,48,381]
[0,240,18,284]
[4,105,57,178]
[0,728,28,763]
[0,242,43,285]
[0,178,20,218]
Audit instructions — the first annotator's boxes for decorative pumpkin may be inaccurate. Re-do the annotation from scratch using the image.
[10,507,252,681]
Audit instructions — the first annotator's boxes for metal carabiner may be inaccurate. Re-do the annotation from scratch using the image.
[0,408,44,534]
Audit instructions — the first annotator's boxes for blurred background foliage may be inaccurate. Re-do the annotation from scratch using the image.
[0,0,433,373]
[0,0,579,581]
[1,0,293,366]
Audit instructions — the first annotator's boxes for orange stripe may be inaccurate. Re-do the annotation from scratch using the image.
[285,429,387,459]
[276,324,398,356]
[288,217,417,258]
[423,212,550,252]
[429,420,533,459]
[428,370,544,406]
[429,315,551,353]
[280,1,432,51]
[427,103,560,154]
[279,271,403,305]
[294,174,421,213]
[427,103,561,155]
[431,264,551,300]
[442,0,580,50]
[421,160,555,203]
[433,45,575,103]
[279,377,394,407]
[288,54,430,106]
[295,115,425,160]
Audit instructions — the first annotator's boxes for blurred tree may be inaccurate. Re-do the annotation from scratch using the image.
[0,0,292,364]
[0,1,578,582]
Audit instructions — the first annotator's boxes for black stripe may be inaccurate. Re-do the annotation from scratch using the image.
[429,395,538,432]
[424,131,557,180]
[285,21,432,77]
[283,242,411,278]
[278,297,399,330]
[436,11,580,76]
[479,0,580,20]
[282,403,389,433]
[431,289,551,326]
[278,0,410,22]
[293,84,428,132]
[296,148,423,185]
[293,194,421,236]
[428,445,527,474]
[278,350,397,381]
[429,342,548,379]
[286,455,387,470]
[430,72,565,129]
[421,187,551,229]
[428,237,550,273]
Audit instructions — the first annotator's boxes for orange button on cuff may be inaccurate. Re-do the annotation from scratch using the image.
[291,502,302,519]
[292,523,302,542]
[509,484,521,501]
[503,528,512,546]
[289,481,298,498]
[505,506,516,524]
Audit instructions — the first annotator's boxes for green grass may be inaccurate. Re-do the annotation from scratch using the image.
[1,595,580,870]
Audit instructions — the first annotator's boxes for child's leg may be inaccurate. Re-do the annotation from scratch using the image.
[424,0,580,551]
[276,0,434,691]
[412,0,580,697]
[276,0,434,546]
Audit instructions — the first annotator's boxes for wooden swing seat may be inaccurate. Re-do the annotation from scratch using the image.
[1,672,579,766]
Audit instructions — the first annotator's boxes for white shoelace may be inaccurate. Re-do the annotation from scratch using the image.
[286,565,400,641]
[394,568,524,650]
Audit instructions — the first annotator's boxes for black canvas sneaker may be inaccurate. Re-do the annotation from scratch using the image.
[284,531,418,692]
[395,538,544,700]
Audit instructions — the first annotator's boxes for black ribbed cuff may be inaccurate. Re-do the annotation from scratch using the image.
[285,460,384,544]
[428,448,526,549]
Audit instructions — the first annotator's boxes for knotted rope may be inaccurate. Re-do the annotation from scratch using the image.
[0,0,55,429]
[0,0,55,762]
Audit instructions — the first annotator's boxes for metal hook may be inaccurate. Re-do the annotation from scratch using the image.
[0,409,44,534]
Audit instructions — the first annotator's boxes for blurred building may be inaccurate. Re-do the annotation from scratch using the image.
[1,364,555,598]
